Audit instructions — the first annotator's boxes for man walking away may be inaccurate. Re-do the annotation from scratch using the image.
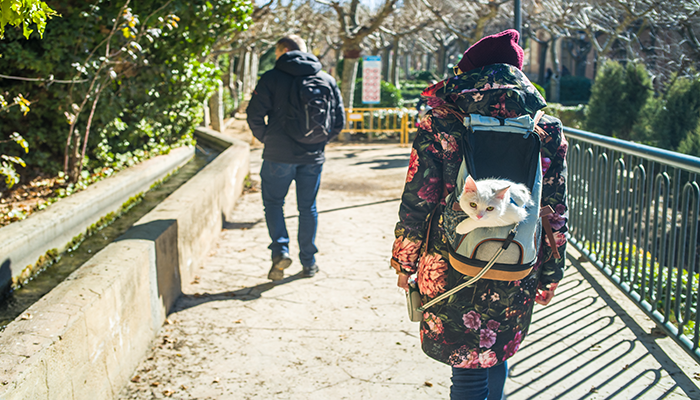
[246,35,345,280]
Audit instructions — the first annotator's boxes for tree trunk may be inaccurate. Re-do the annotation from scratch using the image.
[209,80,225,132]
[550,36,561,103]
[436,45,447,79]
[537,41,549,85]
[391,37,400,87]
[381,46,391,81]
[340,53,360,142]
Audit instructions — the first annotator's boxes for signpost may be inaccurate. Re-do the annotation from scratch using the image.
[362,55,381,104]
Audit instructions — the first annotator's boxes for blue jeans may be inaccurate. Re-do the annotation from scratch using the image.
[450,362,508,400]
[260,160,322,267]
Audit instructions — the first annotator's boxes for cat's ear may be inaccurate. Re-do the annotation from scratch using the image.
[464,175,478,193]
[495,186,510,200]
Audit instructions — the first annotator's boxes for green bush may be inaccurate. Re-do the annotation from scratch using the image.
[559,76,591,103]
[412,70,438,81]
[543,103,585,129]
[532,82,546,101]
[0,0,252,183]
[352,79,402,108]
[337,58,363,79]
[584,60,652,140]
[651,76,700,154]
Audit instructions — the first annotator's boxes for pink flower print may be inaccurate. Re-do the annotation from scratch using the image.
[557,138,568,158]
[392,237,420,269]
[503,331,523,359]
[424,312,445,339]
[406,148,419,183]
[451,347,480,369]
[491,97,510,118]
[417,177,441,203]
[472,93,484,102]
[481,292,487,301]
[479,350,499,368]
[545,231,567,247]
[435,133,457,155]
[417,253,448,297]
[479,329,497,348]
[486,320,500,331]
[416,115,433,132]
[427,97,446,108]
[490,293,500,302]
[431,106,449,119]
[541,157,552,175]
[463,311,481,330]
[547,210,566,230]
[555,204,567,215]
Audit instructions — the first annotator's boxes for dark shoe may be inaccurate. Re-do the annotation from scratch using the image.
[268,254,292,281]
[302,264,319,278]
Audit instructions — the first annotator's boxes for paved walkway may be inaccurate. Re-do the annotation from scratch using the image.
[120,123,700,399]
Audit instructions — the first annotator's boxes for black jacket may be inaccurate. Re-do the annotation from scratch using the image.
[246,51,345,164]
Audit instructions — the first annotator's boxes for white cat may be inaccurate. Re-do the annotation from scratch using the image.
[455,176,533,235]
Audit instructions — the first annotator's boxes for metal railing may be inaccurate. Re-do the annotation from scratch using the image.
[566,127,700,363]
[342,107,419,144]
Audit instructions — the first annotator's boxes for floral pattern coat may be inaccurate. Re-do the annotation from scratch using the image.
[391,63,569,368]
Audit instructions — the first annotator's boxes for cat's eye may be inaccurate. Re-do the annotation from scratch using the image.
[486,206,494,211]
[469,202,477,208]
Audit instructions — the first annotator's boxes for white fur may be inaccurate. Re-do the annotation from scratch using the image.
[455,176,533,235]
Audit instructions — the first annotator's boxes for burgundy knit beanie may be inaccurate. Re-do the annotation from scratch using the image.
[456,29,524,73]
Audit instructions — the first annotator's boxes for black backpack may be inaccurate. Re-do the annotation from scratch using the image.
[285,74,336,144]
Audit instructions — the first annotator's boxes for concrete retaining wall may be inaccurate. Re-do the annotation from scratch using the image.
[0,128,249,399]
[0,146,195,293]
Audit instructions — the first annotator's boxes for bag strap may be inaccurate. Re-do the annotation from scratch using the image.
[539,205,561,260]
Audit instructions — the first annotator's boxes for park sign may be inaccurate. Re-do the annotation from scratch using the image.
[362,55,381,104]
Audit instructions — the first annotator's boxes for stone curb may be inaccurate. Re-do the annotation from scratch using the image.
[0,146,195,293]
[0,128,249,399]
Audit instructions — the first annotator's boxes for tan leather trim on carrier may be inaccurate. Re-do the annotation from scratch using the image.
[448,253,532,281]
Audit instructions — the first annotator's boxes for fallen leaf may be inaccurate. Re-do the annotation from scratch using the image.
[234,319,243,324]
[192,276,200,284]
[424,381,433,387]
[162,389,175,397]
[180,384,188,390]
[130,375,141,383]
[212,377,220,383]
[151,381,160,387]
[589,386,598,393]
[20,313,32,320]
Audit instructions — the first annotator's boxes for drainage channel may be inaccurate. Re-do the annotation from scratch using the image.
[0,145,219,330]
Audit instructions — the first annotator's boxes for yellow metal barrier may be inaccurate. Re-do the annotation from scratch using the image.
[342,107,419,145]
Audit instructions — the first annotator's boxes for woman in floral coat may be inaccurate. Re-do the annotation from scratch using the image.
[391,30,568,400]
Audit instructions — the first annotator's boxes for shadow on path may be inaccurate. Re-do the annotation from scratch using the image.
[506,254,699,399]
[173,272,307,313]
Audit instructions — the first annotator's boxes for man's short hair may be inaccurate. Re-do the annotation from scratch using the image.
[276,35,307,53]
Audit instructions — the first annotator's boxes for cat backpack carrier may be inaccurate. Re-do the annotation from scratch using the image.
[419,111,560,313]
[285,73,336,145]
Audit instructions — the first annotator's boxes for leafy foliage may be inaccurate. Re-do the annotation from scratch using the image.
[0,0,58,39]
[584,60,652,140]
[544,103,585,129]
[559,76,591,103]
[0,0,252,186]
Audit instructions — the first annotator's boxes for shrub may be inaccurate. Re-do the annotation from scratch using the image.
[543,103,585,129]
[412,70,438,81]
[532,82,546,101]
[652,76,700,153]
[559,76,591,103]
[584,60,652,140]
[353,79,402,108]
